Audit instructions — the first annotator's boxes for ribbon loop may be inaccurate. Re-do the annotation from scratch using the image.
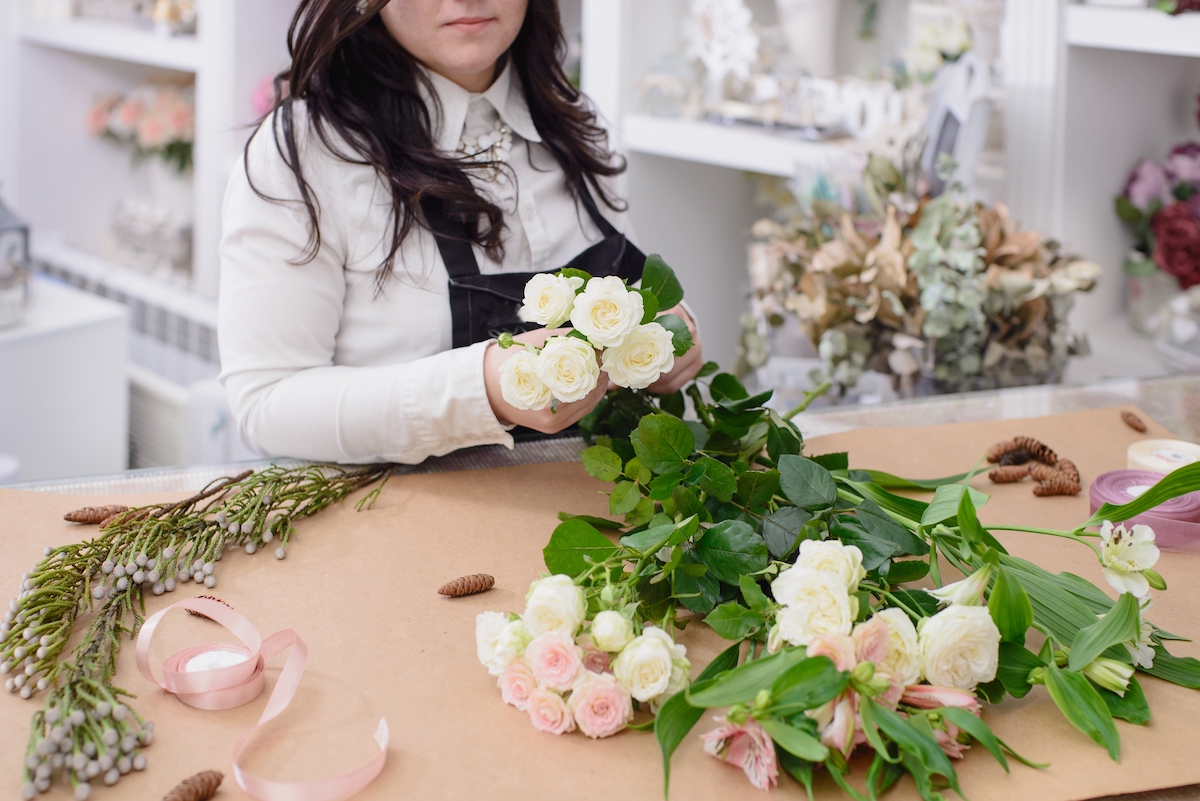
[134,598,388,801]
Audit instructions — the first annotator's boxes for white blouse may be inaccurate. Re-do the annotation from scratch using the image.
[218,64,636,464]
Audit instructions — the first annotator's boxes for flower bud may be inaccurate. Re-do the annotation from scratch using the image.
[97,754,113,771]
[112,565,125,579]
[203,562,214,576]
[36,677,48,691]
[852,661,876,683]
[112,704,127,721]
[115,578,128,592]
[753,689,772,710]
[1143,569,1167,591]
[103,767,119,786]
[91,586,105,600]
[75,783,92,800]
[19,684,32,698]
[215,511,227,526]
[164,578,176,593]
[1028,666,1046,685]
[21,783,35,801]
[245,543,256,555]
[162,547,175,559]
[117,756,131,774]
[135,553,147,568]
[102,729,118,747]
[497,332,516,349]
[1083,657,1135,696]
[274,547,286,560]
[132,754,146,771]
[132,571,145,585]
[85,760,99,778]
[94,701,111,719]
[146,558,156,570]
[204,575,217,589]
[193,571,204,583]
[727,704,749,725]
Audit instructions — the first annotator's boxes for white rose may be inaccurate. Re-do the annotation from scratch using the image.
[535,336,600,403]
[650,655,692,713]
[590,610,634,653]
[499,349,552,411]
[612,627,682,702]
[601,322,676,389]
[875,608,922,686]
[918,605,1001,690]
[476,614,530,676]
[569,275,644,348]
[793,540,867,592]
[518,273,584,328]
[772,568,854,647]
[523,575,587,638]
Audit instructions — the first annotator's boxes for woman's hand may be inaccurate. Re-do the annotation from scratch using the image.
[648,304,704,394]
[483,328,608,434]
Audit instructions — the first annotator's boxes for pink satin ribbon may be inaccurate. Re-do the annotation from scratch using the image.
[1090,469,1200,554]
[136,597,389,801]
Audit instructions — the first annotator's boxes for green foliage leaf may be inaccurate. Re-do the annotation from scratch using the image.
[761,507,814,560]
[1143,646,1200,689]
[887,559,930,584]
[770,656,849,712]
[675,563,721,615]
[738,469,781,508]
[656,313,694,357]
[695,456,737,503]
[696,361,720,378]
[631,414,695,475]
[659,390,686,419]
[1044,661,1121,760]
[687,648,810,708]
[620,517,695,554]
[559,267,593,285]
[695,520,769,585]
[671,486,707,522]
[1115,195,1143,224]
[832,520,900,571]
[609,480,642,516]
[809,452,849,471]
[625,497,656,528]
[863,470,971,490]
[1101,676,1151,725]
[709,373,748,402]
[543,518,618,577]
[556,512,623,529]
[704,602,767,640]
[937,707,1009,773]
[1083,462,1200,528]
[760,719,829,762]
[648,471,685,501]
[1001,556,1102,646]
[778,455,838,512]
[989,565,1034,644]
[641,253,685,310]
[766,420,804,465]
[840,478,928,524]
[580,445,623,483]
[866,700,962,791]
[639,288,659,324]
[856,499,929,556]
[653,642,739,796]
[739,574,771,612]
[921,483,990,527]
[890,588,940,618]
[1068,592,1141,672]
[776,749,815,800]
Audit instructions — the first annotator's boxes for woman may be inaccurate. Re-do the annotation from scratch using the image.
[219,0,703,464]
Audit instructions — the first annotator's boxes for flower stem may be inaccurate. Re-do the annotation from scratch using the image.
[783,381,832,420]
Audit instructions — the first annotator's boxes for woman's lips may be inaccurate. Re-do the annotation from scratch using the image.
[445,17,493,33]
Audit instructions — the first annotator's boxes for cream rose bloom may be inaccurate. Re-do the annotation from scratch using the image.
[601,322,676,389]
[569,275,644,348]
[523,575,587,638]
[793,540,867,592]
[612,626,684,703]
[475,613,530,676]
[918,605,1001,690]
[518,273,584,328]
[771,568,854,647]
[535,336,600,403]
[590,610,634,653]
[875,608,922,686]
[498,350,552,411]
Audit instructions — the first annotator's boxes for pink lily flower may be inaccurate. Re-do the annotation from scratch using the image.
[702,718,779,790]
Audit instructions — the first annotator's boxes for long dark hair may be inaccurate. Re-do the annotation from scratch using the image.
[247,0,625,289]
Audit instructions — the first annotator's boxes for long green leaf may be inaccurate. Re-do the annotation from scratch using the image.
[1082,462,1200,528]
[1044,662,1121,761]
[770,657,849,712]
[921,483,990,527]
[989,565,1034,644]
[867,700,961,791]
[1068,592,1141,672]
[840,479,928,524]
[760,719,829,761]
[864,470,971,490]
[687,648,809,708]
[996,642,1044,699]
[1001,556,1101,645]
[1143,646,1200,688]
[937,707,1009,772]
[776,749,815,801]
[1101,676,1151,725]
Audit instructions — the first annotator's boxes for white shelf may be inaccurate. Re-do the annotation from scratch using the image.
[1065,5,1200,59]
[621,115,858,178]
[18,17,200,72]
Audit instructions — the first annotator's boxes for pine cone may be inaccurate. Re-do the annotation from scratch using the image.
[163,770,223,801]
[1013,436,1058,466]
[988,465,1030,484]
[986,439,1021,463]
[63,505,129,524]
[1057,459,1080,483]
[438,574,495,597]
[185,596,233,621]
[1033,477,1081,497]
[1028,463,1060,482]
[997,448,1032,467]
[1122,411,1148,433]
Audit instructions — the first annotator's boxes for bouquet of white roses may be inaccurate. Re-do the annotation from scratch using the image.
[499,256,694,411]
[476,574,690,738]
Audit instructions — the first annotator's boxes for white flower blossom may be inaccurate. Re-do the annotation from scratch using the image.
[1099,522,1159,598]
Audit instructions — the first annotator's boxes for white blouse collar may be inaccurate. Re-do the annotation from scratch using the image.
[420,60,543,154]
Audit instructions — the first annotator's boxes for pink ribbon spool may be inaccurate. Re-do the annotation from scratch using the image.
[136,597,389,801]
[1089,470,1200,554]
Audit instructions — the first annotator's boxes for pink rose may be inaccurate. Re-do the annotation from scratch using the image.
[526,687,575,735]
[575,634,612,674]
[113,99,144,134]
[807,633,857,672]
[1168,142,1200,186]
[525,632,583,692]
[1124,158,1173,212]
[137,113,168,149]
[701,718,778,790]
[851,617,889,666]
[86,95,119,137]
[567,672,633,739]
[498,659,537,711]
[901,685,981,714]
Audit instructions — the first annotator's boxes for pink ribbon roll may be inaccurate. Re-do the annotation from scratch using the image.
[136,597,389,801]
[1089,470,1200,554]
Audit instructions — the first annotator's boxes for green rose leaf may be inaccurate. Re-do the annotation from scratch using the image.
[631,414,695,475]
[856,499,930,556]
[1044,661,1121,760]
[887,559,930,584]
[655,313,694,357]
[766,418,804,462]
[543,518,618,577]
[559,267,593,285]
[639,289,660,324]
[761,506,813,560]
[624,497,656,528]
[675,565,721,615]
[704,602,767,640]
[738,574,770,613]
[695,456,737,503]
[737,469,781,508]
[609,480,642,516]
[760,719,829,762]
[1067,591,1141,672]
[809,452,850,471]
[778,454,838,511]
[709,372,749,402]
[580,445,623,483]
[556,512,623,530]
[695,520,768,585]
[988,565,1034,644]
[641,253,685,310]
[648,471,685,501]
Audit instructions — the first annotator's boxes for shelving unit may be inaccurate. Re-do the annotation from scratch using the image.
[18,17,200,71]
[1064,4,1200,58]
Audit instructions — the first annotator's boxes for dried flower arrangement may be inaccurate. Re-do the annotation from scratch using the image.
[744,155,1100,397]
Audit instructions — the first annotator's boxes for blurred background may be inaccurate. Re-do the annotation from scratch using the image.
[0,0,1198,483]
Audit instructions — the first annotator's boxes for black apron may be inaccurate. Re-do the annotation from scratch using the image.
[419,182,645,441]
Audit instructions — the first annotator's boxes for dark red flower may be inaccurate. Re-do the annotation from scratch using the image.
[1171,0,1200,13]
[1151,201,1200,289]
